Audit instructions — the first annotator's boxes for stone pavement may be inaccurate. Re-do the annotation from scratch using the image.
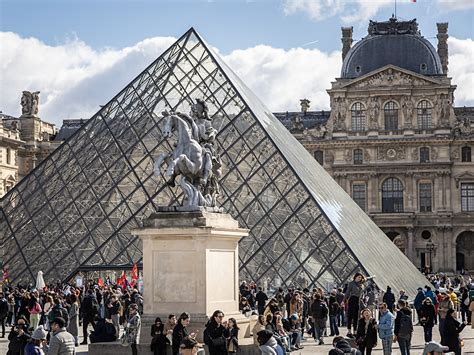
[1,323,473,354]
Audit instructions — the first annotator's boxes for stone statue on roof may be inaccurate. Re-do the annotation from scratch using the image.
[21,91,40,117]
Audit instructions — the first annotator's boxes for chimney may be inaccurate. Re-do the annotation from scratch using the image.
[341,27,353,61]
[437,23,448,74]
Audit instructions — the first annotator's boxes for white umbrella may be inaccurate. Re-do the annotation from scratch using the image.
[36,271,45,290]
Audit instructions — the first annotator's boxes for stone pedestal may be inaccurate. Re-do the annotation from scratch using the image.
[132,210,250,342]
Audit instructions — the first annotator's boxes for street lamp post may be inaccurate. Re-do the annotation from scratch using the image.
[426,241,435,273]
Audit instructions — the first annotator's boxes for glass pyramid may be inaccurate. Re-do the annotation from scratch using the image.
[0,29,427,294]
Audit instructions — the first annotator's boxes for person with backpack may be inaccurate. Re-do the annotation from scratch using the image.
[255,288,268,316]
[80,289,99,345]
[310,293,328,345]
[394,300,413,355]
[48,298,69,330]
[378,302,394,355]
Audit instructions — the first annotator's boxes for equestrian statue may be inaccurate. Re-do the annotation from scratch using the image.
[153,99,222,208]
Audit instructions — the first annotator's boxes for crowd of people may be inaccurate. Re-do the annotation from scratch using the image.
[241,273,474,355]
[1,281,143,355]
[0,272,473,355]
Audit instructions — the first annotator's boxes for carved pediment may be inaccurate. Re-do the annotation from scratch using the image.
[342,65,441,89]
[454,171,474,187]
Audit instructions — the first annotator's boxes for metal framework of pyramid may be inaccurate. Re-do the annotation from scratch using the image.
[0,28,427,294]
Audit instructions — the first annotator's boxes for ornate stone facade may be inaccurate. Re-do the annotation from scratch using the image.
[0,92,59,197]
[277,19,474,273]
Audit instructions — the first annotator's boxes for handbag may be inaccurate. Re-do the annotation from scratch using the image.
[211,336,226,348]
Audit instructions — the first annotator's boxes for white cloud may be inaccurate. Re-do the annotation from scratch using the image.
[282,0,396,24]
[449,37,474,106]
[436,0,474,11]
[0,32,473,127]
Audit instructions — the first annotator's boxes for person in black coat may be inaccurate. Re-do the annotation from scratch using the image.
[205,310,230,355]
[441,309,466,355]
[419,297,436,342]
[382,286,396,312]
[151,317,170,355]
[172,313,190,355]
[355,309,377,355]
[7,316,30,355]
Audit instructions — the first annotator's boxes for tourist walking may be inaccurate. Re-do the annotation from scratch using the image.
[151,317,169,355]
[24,325,48,355]
[27,296,42,331]
[345,273,366,337]
[310,293,328,345]
[413,288,425,322]
[80,289,99,345]
[125,304,141,355]
[172,312,190,355]
[0,291,8,338]
[378,303,394,355]
[67,294,80,347]
[382,286,395,312]
[204,310,229,355]
[441,309,466,355]
[394,300,413,355]
[437,292,454,343]
[48,317,76,355]
[255,288,268,315]
[355,308,377,355]
[328,291,340,336]
[420,297,436,342]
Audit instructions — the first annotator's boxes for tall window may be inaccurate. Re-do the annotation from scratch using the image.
[462,146,472,162]
[417,100,432,129]
[419,183,432,212]
[351,102,366,131]
[382,177,404,213]
[384,101,399,130]
[6,148,11,165]
[314,150,324,165]
[461,183,474,211]
[352,183,367,211]
[353,149,363,164]
[420,147,430,163]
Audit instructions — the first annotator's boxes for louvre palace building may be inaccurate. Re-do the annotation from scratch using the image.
[276,18,474,274]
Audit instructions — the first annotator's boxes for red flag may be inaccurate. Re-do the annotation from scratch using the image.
[131,263,138,287]
[98,278,104,288]
[117,272,126,288]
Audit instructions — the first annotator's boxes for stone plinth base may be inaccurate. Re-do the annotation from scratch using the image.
[132,210,251,341]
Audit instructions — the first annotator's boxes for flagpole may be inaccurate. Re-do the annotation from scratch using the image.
[395,0,397,18]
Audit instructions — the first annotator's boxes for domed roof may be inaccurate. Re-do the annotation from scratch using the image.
[341,18,444,78]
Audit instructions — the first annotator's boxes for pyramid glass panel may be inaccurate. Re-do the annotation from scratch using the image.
[0,29,427,295]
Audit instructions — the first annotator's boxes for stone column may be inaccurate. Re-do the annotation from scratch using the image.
[407,227,414,262]
[437,23,449,74]
[341,27,353,61]
[132,210,250,342]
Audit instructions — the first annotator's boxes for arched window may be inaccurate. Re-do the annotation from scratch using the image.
[420,147,430,163]
[382,177,404,213]
[461,146,472,162]
[314,150,324,165]
[351,102,366,131]
[353,149,363,164]
[384,101,398,130]
[417,100,432,129]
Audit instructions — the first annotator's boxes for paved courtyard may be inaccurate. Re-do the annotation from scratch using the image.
[1,322,473,354]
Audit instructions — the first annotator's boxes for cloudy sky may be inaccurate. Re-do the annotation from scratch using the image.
[1,0,473,125]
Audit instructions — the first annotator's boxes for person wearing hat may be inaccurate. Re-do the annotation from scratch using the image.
[24,325,48,355]
[48,317,75,355]
[422,341,449,355]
